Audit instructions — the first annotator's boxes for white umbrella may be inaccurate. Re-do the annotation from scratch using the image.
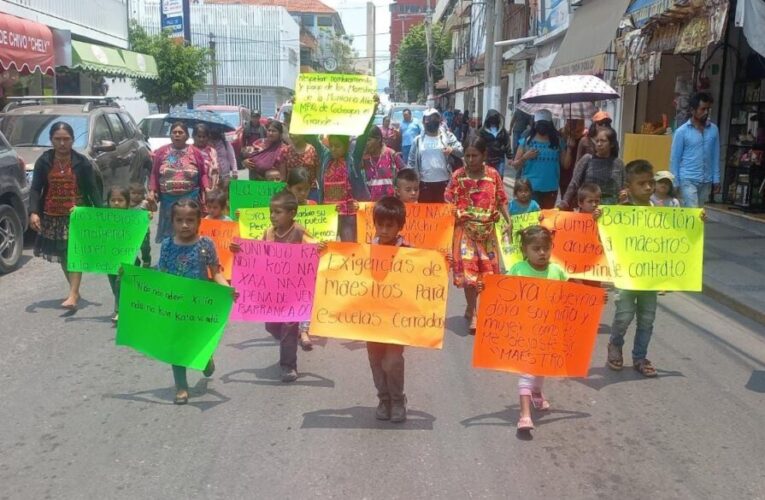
[521,75,619,104]
[517,101,596,120]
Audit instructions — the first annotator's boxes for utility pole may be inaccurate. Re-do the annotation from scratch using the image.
[209,32,218,105]
[482,0,496,116]
[424,0,434,105]
[487,0,504,113]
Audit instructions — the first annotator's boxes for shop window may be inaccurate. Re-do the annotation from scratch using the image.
[317,16,333,27]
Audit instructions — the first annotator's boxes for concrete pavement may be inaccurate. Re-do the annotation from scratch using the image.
[1,234,764,498]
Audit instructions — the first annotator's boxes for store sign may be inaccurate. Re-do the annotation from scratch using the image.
[160,0,188,40]
[627,0,674,27]
[0,12,54,74]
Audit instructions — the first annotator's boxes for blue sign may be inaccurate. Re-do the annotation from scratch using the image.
[160,0,189,40]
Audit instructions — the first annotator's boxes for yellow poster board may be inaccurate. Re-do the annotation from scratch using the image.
[622,133,672,170]
[290,73,376,136]
[597,206,704,291]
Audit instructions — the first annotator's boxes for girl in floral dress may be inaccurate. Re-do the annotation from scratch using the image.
[276,134,321,201]
[445,137,511,334]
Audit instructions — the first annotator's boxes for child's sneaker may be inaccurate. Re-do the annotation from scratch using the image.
[390,396,407,423]
[281,367,298,382]
[375,398,391,420]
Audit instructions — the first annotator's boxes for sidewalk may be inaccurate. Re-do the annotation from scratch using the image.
[702,207,765,325]
[502,177,765,325]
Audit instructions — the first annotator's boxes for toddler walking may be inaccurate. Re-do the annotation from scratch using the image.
[106,186,131,323]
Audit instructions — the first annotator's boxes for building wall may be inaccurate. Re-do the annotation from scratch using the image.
[389,0,428,60]
[0,0,129,47]
[192,85,289,116]
[133,2,299,90]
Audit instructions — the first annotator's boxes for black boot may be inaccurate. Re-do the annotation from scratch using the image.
[390,395,407,423]
[375,396,391,420]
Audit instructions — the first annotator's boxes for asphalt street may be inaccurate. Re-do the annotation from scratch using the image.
[1,231,764,499]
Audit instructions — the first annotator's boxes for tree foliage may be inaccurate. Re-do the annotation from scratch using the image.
[395,23,451,100]
[128,22,213,111]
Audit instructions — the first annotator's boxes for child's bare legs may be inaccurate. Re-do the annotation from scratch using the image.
[518,375,546,430]
[464,286,478,332]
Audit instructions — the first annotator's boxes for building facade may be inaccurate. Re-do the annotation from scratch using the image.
[132,1,300,115]
[389,0,428,99]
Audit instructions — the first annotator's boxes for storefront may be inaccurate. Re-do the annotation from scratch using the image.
[0,12,55,104]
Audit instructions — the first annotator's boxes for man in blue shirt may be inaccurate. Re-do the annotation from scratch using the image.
[400,108,421,165]
[670,92,720,208]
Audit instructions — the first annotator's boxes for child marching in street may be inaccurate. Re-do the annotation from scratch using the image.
[368,196,410,422]
[445,137,511,334]
[394,168,421,203]
[158,198,230,404]
[287,167,316,350]
[106,186,131,324]
[129,183,153,268]
[508,178,541,215]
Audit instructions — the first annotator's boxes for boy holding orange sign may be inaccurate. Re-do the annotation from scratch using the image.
[367,196,410,422]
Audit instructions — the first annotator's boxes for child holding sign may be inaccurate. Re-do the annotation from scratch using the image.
[106,186,131,323]
[158,198,230,404]
[232,191,316,382]
[445,138,511,334]
[129,183,153,268]
[205,190,232,221]
[368,196,410,422]
[607,160,659,377]
[505,226,567,432]
[509,178,540,215]
[288,167,317,349]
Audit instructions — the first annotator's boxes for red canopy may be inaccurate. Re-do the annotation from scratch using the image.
[0,12,54,75]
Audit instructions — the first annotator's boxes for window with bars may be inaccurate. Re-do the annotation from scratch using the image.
[221,87,262,113]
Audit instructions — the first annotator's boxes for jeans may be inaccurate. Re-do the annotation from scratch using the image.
[610,289,658,361]
[266,322,299,370]
[402,145,412,165]
[679,180,712,208]
[367,342,405,402]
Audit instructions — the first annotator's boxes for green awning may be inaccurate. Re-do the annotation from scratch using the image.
[119,49,159,79]
[70,40,158,79]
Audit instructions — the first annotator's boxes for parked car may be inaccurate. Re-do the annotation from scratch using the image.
[137,113,192,152]
[0,130,28,273]
[196,104,249,159]
[0,98,152,199]
[388,104,427,126]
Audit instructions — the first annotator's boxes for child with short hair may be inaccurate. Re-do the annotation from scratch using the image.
[205,189,232,221]
[576,183,602,215]
[368,196,410,422]
[257,190,315,381]
[607,160,659,377]
[445,137,511,334]
[509,177,541,215]
[394,168,420,203]
[509,225,566,431]
[651,171,680,207]
[129,182,153,268]
[158,198,231,404]
[106,186,131,323]
[264,168,282,182]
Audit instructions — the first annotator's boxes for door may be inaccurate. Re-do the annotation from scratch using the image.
[90,114,118,195]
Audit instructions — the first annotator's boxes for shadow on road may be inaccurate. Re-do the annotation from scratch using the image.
[226,336,279,350]
[301,406,436,430]
[64,314,114,324]
[221,365,335,388]
[104,379,229,411]
[461,405,591,430]
[446,315,470,338]
[25,297,102,316]
[339,340,366,351]
[746,370,765,393]
[573,365,685,391]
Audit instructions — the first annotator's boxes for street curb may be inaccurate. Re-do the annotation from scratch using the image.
[702,283,765,327]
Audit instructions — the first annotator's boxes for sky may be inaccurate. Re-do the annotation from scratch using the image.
[322,0,393,90]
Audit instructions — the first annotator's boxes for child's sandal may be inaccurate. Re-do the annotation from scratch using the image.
[633,359,657,377]
[531,392,550,411]
[607,343,623,371]
[517,416,534,431]
[174,390,189,405]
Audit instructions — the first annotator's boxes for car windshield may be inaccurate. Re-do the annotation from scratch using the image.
[216,112,241,129]
[391,107,425,124]
[0,115,89,149]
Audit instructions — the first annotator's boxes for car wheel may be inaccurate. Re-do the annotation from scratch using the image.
[0,204,24,273]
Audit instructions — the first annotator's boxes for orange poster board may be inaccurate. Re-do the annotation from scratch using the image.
[199,219,239,280]
[540,210,612,281]
[473,275,605,377]
[309,242,448,348]
[356,203,455,254]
